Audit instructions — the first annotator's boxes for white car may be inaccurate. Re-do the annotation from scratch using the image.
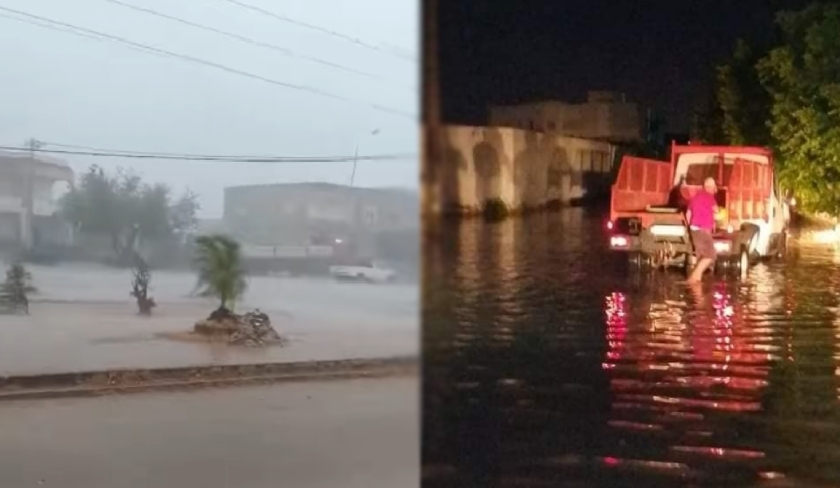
[329,261,396,283]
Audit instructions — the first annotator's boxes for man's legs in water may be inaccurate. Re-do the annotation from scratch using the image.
[687,257,713,283]
[687,230,716,283]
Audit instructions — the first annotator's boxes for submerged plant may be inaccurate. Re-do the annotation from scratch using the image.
[0,263,36,314]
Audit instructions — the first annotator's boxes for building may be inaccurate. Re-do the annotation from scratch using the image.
[425,125,617,216]
[421,91,641,216]
[0,152,74,250]
[223,182,418,261]
[489,91,642,143]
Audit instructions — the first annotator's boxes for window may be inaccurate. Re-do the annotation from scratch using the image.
[597,151,609,172]
[363,206,378,225]
[578,150,591,171]
[603,152,613,172]
[684,163,733,186]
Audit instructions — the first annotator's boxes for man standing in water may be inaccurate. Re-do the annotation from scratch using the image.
[686,176,719,283]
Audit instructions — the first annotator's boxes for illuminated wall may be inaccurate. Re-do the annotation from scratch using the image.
[428,125,617,215]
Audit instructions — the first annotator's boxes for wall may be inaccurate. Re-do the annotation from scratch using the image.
[224,183,352,246]
[0,213,19,244]
[425,125,617,215]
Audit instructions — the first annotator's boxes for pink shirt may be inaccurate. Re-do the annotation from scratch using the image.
[687,191,717,230]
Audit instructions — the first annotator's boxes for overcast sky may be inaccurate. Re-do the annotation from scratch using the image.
[0,0,418,217]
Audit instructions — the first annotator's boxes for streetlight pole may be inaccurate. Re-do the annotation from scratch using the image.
[350,128,379,187]
[22,138,41,250]
[350,143,359,187]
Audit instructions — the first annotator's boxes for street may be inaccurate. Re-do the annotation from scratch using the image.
[0,377,419,488]
[423,213,840,486]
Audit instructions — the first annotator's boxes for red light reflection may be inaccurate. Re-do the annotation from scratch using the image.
[601,284,773,470]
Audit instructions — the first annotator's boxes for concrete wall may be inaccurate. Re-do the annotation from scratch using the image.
[488,91,642,143]
[425,125,617,215]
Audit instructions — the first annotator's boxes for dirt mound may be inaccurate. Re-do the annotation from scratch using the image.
[193,308,286,347]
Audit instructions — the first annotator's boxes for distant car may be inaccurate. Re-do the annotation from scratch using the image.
[329,260,396,283]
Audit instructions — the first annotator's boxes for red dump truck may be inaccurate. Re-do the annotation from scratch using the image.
[607,144,790,273]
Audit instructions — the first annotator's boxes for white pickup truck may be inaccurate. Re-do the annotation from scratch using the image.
[329,260,396,283]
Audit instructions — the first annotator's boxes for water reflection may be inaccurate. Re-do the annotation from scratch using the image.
[423,210,840,487]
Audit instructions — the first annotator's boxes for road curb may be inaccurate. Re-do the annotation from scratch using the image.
[0,356,418,401]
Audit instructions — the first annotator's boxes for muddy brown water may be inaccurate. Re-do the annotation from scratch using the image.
[423,208,840,487]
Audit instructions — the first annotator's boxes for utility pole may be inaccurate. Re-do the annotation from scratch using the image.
[349,128,379,187]
[21,138,40,251]
[350,143,359,187]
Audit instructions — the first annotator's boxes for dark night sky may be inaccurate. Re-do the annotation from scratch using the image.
[438,0,816,131]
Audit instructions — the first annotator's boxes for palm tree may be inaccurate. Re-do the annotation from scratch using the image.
[192,234,247,314]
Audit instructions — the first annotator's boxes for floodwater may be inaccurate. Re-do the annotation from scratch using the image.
[23,263,417,327]
[423,208,840,487]
[0,264,417,375]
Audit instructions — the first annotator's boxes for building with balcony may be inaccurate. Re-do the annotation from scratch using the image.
[489,91,642,143]
[0,152,74,250]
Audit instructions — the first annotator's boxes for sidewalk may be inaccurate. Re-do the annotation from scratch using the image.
[0,264,418,376]
[0,377,419,488]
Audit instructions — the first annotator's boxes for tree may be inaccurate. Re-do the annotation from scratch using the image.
[716,39,773,147]
[169,190,200,236]
[59,166,200,264]
[0,263,37,314]
[692,85,727,145]
[130,256,156,315]
[192,234,247,314]
[757,3,840,215]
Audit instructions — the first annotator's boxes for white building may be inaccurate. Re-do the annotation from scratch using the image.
[0,152,74,249]
[489,91,642,143]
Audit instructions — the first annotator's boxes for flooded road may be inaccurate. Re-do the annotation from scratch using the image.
[423,209,840,487]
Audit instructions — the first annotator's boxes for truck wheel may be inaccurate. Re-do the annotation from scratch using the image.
[775,231,788,260]
[715,257,730,274]
[739,223,761,259]
[733,246,750,279]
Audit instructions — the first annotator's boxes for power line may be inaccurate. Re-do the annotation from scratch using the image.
[102,0,412,88]
[378,42,418,61]
[0,145,416,163]
[39,141,345,159]
[218,0,416,62]
[0,6,415,119]
[37,141,417,161]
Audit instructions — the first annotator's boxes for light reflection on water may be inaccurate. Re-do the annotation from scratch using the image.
[423,209,840,487]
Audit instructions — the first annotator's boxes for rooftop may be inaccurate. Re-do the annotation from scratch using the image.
[0,152,74,181]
